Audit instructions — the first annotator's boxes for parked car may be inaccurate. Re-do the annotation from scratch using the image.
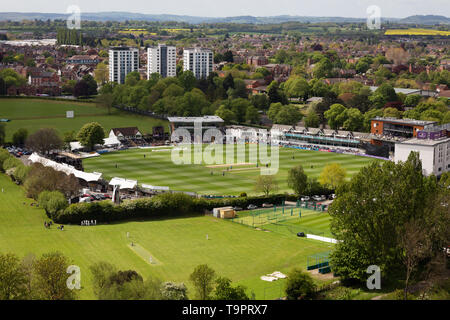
[262,203,273,208]
[312,195,322,201]
[233,206,243,211]
[329,194,336,200]
[247,204,258,210]
[320,195,326,200]
[300,196,310,202]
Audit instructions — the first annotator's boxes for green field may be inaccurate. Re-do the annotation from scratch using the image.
[0,98,168,140]
[84,145,381,195]
[0,174,333,299]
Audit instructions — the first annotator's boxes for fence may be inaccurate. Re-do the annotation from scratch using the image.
[229,203,330,238]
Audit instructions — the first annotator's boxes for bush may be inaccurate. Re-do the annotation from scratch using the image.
[285,268,317,300]
[3,156,22,171]
[0,148,11,171]
[38,191,69,220]
[12,164,30,184]
[160,282,188,300]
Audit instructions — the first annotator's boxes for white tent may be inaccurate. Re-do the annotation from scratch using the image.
[103,135,121,147]
[141,184,170,191]
[109,177,137,190]
[28,153,102,182]
[70,136,122,151]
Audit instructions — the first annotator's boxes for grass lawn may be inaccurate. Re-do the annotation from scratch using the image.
[0,174,333,300]
[0,98,168,141]
[84,145,381,195]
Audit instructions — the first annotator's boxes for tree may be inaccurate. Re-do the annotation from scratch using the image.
[245,106,260,124]
[73,80,89,97]
[178,70,196,91]
[96,93,114,115]
[125,71,140,86]
[324,104,347,130]
[25,128,63,155]
[24,163,80,199]
[31,252,76,300]
[213,277,249,300]
[89,261,117,298]
[82,74,98,96]
[223,73,235,91]
[38,191,68,220]
[287,165,308,196]
[0,253,28,300]
[190,264,216,300]
[223,51,234,63]
[94,62,108,85]
[363,108,383,132]
[383,107,402,119]
[284,77,310,100]
[161,282,188,300]
[77,122,105,151]
[254,175,278,196]
[12,128,28,146]
[268,81,287,105]
[215,105,236,124]
[285,268,316,300]
[329,152,448,283]
[342,108,364,131]
[275,105,303,126]
[398,220,432,300]
[162,84,184,98]
[62,80,77,95]
[319,163,346,190]
[375,83,398,102]
[304,110,320,128]
[313,57,332,78]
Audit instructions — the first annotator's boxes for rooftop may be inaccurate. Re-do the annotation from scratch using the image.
[371,117,437,126]
[369,86,422,95]
[168,116,224,123]
[397,136,450,146]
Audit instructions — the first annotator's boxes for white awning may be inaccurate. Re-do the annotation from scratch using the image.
[28,153,102,182]
[109,177,137,189]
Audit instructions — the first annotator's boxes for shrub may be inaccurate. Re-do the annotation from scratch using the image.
[12,164,30,184]
[285,268,317,300]
[160,282,188,300]
[0,148,12,171]
[38,190,69,220]
[3,156,22,171]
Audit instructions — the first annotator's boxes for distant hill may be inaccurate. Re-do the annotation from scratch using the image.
[0,12,448,25]
[399,15,450,25]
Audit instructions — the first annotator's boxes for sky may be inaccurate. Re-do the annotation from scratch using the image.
[1,0,449,18]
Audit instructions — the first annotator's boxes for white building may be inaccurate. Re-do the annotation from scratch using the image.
[147,44,176,79]
[183,48,213,79]
[109,47,139,84]
[395,136,450,176]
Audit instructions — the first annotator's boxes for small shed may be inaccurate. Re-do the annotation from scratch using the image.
[213,206,233,218]
[220,208,236,219]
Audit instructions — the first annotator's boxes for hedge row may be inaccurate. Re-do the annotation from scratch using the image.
[0,96,95,103]
[53,192,301,224]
